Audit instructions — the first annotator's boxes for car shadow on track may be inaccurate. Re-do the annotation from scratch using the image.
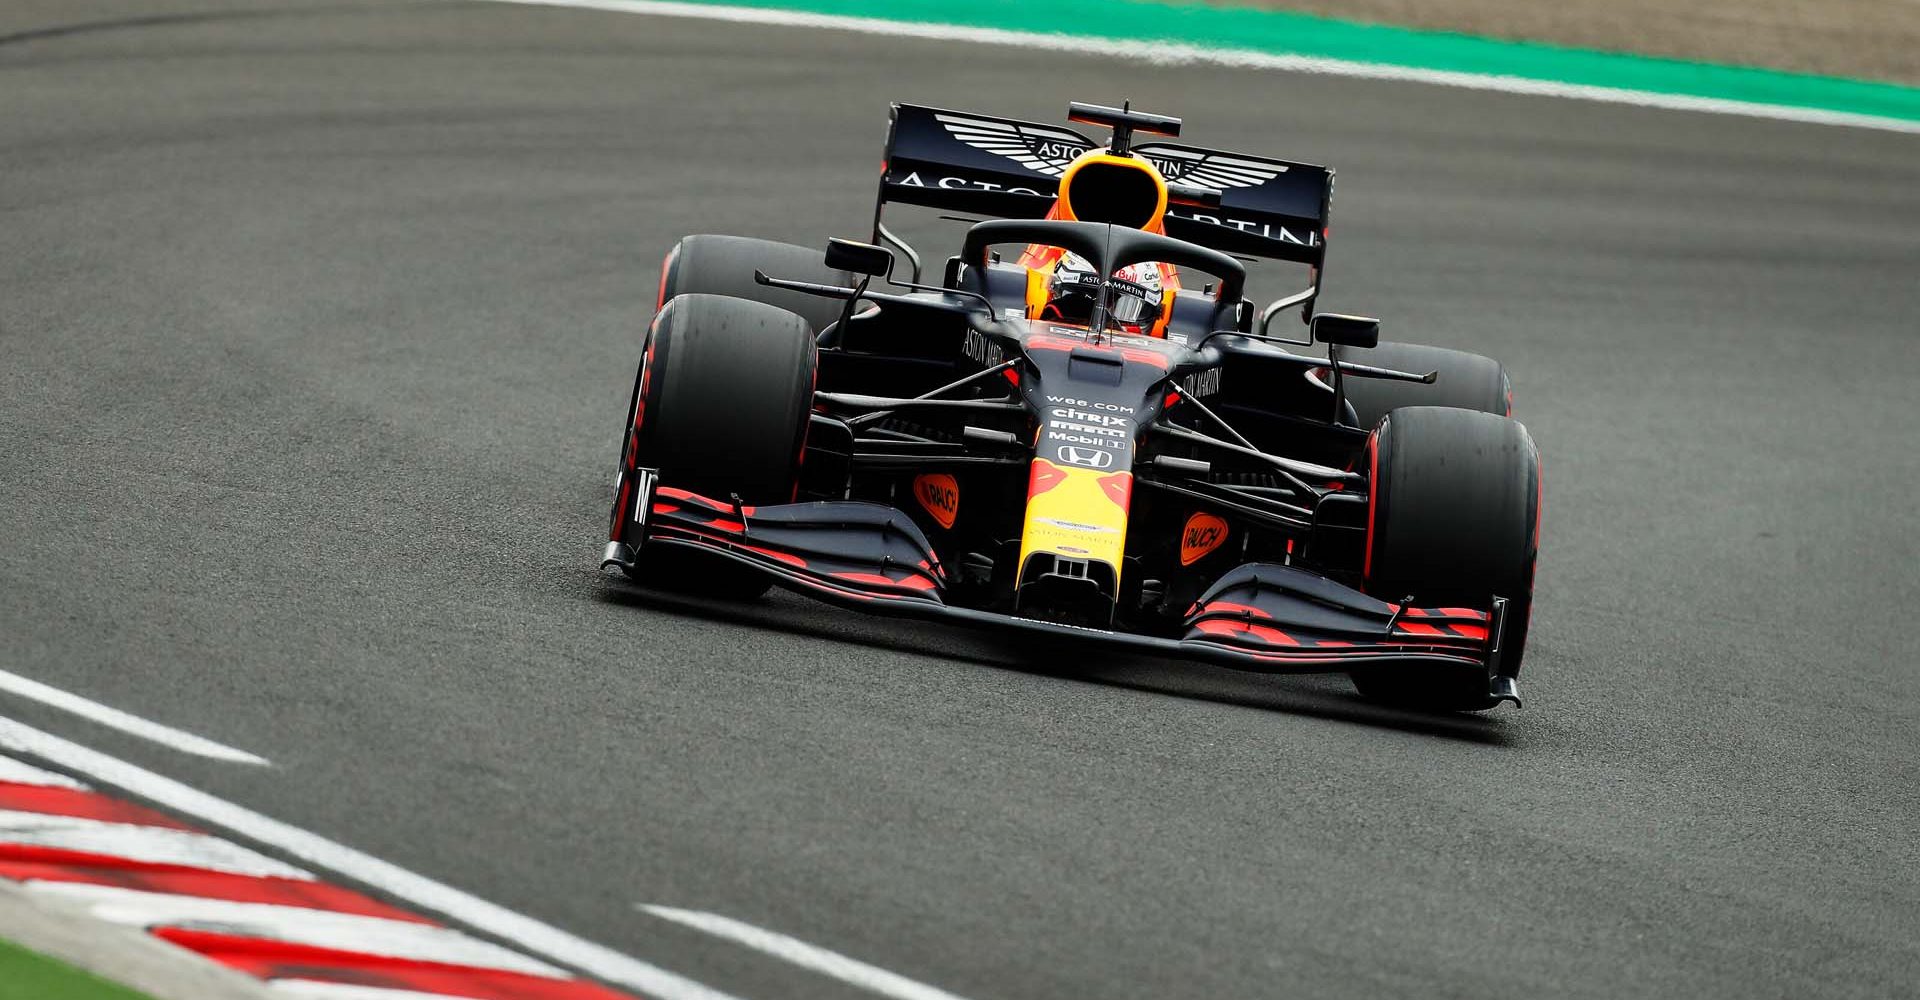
[595,577,1514,746]
[1017,643,1515,746]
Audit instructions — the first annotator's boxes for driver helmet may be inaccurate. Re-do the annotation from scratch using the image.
[1044,252,1167,334]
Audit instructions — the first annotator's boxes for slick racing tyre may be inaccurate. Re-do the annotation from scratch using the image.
[1352,406,1541,711]
[1340,341,1511,430]
[617,293,816,599]
[656,234,857,337]
[616,235,851,482]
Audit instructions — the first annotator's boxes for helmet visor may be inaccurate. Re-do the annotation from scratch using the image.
[1107,279,1157,326]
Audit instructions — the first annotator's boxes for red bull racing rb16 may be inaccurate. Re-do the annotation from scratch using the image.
[602,102,1543,712]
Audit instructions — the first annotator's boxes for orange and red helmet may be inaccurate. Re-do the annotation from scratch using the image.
[1018,147,1182,336]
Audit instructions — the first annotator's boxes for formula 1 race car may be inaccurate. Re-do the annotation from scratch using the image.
[603,102,1541,711]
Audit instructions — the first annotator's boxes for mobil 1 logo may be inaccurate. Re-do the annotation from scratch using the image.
[1044,396,1133,469]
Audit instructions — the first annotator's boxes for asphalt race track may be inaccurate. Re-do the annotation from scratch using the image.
[3,2,1918,997]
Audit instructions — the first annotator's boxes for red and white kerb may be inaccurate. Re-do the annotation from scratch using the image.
[0,755,640,1000]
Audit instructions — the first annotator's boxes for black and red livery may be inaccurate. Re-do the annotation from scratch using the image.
[603,103,1542,712]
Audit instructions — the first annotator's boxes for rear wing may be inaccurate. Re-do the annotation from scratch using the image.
[873,103,1334,270]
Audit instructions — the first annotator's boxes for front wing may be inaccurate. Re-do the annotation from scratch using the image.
[602,472,1516,703]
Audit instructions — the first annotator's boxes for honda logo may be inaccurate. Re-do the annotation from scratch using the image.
[1056,446,1114,469]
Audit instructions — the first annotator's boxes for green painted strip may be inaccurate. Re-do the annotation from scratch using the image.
[677,0,1920,124]
[0,939,157,1000]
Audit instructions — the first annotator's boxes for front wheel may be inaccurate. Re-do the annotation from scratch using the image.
[1351,405,1541,711]
[611,293,817,599]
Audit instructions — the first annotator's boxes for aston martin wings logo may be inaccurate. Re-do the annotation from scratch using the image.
[935,114,1094,177]
[936,113,1285,193]
[1139,146,1286,191]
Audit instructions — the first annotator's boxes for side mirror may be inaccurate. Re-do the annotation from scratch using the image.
[1311,313,1380,349]
[825,238,893,278]
[1230,299,1254,332]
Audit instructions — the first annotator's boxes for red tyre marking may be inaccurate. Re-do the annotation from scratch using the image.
[632,326,661,453]
[1363,428,1380,581]
[654,248,675,314]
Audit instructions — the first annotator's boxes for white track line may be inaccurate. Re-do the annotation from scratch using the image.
[0,716,742,1000]
[0,809,311,879]
[0,669,268,766]
[0,755,86,788]
[479,0,1920,135]
[29,882,565,978]
[269,983,469,1000]
[641,904,976,1000]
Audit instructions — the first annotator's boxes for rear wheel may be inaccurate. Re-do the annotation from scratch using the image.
[656,234,856,337]
[1352,405,1540,711]
[614,293,816,598]
[1341,341,1511,429]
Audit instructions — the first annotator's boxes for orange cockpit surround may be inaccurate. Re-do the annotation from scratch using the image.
[1018,149,1181,337]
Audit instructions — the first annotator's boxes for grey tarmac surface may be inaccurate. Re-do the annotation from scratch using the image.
[2,2,1917,998]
